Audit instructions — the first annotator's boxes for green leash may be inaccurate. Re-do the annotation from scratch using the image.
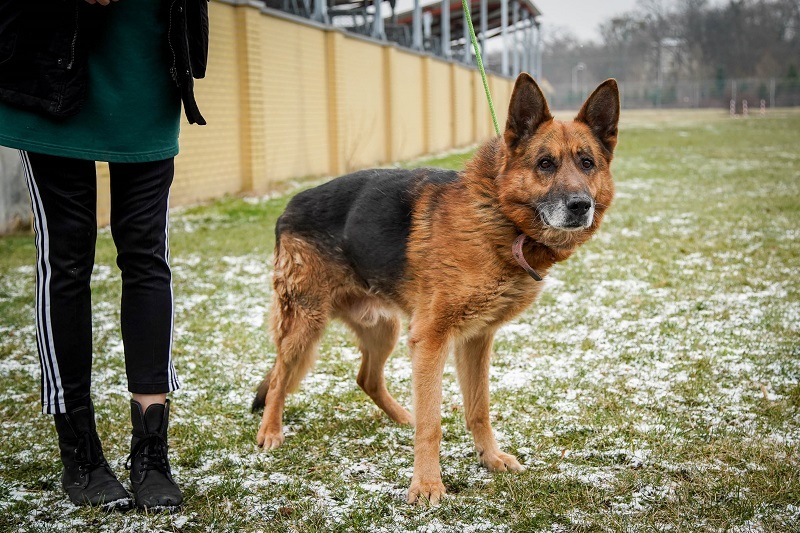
[461,0,501,136]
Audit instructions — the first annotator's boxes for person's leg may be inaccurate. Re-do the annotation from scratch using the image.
[132,393,167,412]
[21,151,96,413]
[108,157,182,510]
[108,158,178,397]
[20,151,130,509]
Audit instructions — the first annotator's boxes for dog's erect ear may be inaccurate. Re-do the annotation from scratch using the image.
[504,73,553,150]
[575,79,620,155]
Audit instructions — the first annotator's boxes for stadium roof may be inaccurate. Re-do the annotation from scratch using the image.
[392,0,542,38]
[257,0,543,75]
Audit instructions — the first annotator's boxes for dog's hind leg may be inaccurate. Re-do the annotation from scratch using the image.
[454,331,524,472]
[342,312,412,425]
[253,237,331,450]
[255,292,328,450]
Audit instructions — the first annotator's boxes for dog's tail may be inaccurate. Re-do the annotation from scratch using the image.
[251,371,271,413]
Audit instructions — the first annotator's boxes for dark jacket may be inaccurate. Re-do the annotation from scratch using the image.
[0,0,208,125]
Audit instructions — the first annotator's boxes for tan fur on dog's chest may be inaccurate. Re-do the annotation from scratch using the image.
[402,245,544,338]
[437,280,542,339]
[397,181,547,338]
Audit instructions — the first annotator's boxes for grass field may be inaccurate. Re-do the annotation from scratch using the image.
[1,108,799,532]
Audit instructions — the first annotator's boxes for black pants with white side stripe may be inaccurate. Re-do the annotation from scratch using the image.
[20,151,180,415]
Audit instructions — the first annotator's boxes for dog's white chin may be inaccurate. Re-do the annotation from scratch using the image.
[537,226,588,248]
[546,225,587,232]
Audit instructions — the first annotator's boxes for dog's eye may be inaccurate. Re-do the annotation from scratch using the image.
[538,158,554,170]
[581,158,594,170]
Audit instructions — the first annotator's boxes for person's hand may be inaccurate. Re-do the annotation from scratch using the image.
[84,0,119,5]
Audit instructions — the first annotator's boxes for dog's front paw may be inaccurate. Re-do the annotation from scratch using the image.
[256,427,285,450]
[407,478,446,505]
[480,449,525,472]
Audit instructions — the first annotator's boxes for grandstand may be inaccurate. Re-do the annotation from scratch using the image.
[258,0,542,76]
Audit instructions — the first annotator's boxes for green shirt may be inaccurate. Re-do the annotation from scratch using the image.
[0,0,181,163]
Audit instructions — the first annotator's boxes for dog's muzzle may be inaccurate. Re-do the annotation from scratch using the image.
[538,194,595,230]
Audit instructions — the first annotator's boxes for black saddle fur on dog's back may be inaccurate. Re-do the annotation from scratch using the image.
[276,168,459,297]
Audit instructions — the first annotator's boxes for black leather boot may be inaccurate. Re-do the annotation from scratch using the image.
[127,399,183,511]
[53,402,132,510]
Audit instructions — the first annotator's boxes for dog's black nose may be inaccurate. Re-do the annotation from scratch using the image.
[566,196,592,215]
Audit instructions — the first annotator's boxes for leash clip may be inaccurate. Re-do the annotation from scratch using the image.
[512,234,543,281]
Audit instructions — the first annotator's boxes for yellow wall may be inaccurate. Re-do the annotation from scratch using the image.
[385,48,426,162]
[425,58,454,154]
[473,70,492,139]
[452,65,475,147]
[261,16,331,185]
[337,36,389,171]
[490,74,513,131]
[95,1,516,224]
[176,1,244,203]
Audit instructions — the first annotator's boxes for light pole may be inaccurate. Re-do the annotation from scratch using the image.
[572,62,586,95]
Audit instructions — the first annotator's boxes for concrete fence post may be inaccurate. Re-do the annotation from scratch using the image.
[383,46,395,163]
[0,147,29,235]
[422,56,432,154]
[450,63,457,148]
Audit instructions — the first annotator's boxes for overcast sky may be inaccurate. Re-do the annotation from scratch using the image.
[534,0,641,42]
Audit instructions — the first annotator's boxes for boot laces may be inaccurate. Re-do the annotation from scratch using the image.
[74,431,104,475]
[126,434,171,474]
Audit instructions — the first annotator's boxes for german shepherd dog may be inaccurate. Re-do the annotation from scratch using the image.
[251,73,619,504]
